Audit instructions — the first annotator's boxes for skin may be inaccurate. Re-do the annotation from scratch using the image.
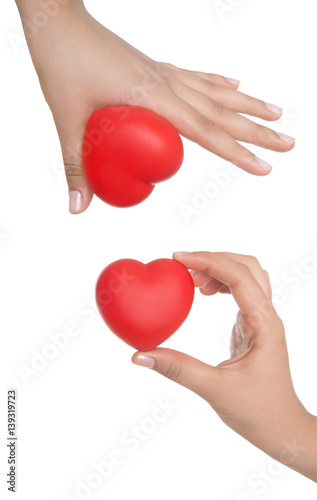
[14,0,295,213]
[132,252,317,483]
[13,0,315,484]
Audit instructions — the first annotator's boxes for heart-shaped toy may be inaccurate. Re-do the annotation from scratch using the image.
[96,258,194,351]
[82,106,184,207]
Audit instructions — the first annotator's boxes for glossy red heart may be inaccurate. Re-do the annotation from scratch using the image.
[82,106,184,207]
[96,258,194,351]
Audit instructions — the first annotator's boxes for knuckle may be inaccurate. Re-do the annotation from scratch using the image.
[205,80,215,91]
[199,71,217,80]
[237,262,252,276]
[210,100,224,117]
[158,70,177,90]
[163,360,182,382]
[234,144,254,168]
[271,316,286,342]
[245,255,261,268]
[125,84,149,106]
[263,270,270,281]
[240,144,254,160]
[248,303,273,328]
[64,163,84,178]
[256,126,275,145]
[262,269,269,279]
[126,65,172,107]
[158,61,177,69]
[197,114,215,134]
[199,250,213,259]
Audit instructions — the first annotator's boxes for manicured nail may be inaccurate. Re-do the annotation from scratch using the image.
[132,354,155,369]
[265,102,282,116]
[225,77,240,86]
[69,190,83,214]
[277,132,295,145]
[254,156,273,172]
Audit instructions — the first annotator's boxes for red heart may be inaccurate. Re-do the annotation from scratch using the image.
[82,106,184,207]
[96,258,194,351]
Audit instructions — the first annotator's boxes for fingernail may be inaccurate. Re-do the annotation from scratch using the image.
[254,156,273,172]
[200,278,212,289]
[225,77,240,86]
[265,102,282,116]
[69,190,83,214]
[277,132,295,145]
[132,354,155,369]
[173,251,191,256]
[190,270,197,278]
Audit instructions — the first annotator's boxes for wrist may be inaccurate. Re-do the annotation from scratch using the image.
[256,402,317,482]
[279,412,317,482]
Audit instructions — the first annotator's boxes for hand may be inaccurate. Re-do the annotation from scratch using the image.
[16,1,295,214]
[132,251,317,482]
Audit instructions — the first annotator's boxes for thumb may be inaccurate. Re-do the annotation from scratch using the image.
[131,347,220,402]
[56,113,94,214]
[64,156,94,214]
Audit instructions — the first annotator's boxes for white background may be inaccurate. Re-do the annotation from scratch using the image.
[1,0,317,498]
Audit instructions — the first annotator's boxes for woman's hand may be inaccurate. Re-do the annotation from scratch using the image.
[16,1,295,213]
[132,251,317,482]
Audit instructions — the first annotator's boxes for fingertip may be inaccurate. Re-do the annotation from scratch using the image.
[199,286,211,296]
[224,77,241,88]
[276,133,296,149]
[257,168,272,177]
[264,115,282,123]
[172,251,192,261]
[131,352,155,369]
[254,156,273,175]
[264,102,283,119]
[68,187,93,214]
[69,190,83,214]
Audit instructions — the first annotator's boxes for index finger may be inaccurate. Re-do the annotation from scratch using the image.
[173,251,275,322]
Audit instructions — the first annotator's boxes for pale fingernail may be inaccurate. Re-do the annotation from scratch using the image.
[173,251,191,256]
[69,190,83,214]
[132,354,155,369]
[254,156,273,172]
[265,102,282,116]
[200,278,212,289]
[190,270,197,278]
[277,132,295,145]
[225,77,240,86]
